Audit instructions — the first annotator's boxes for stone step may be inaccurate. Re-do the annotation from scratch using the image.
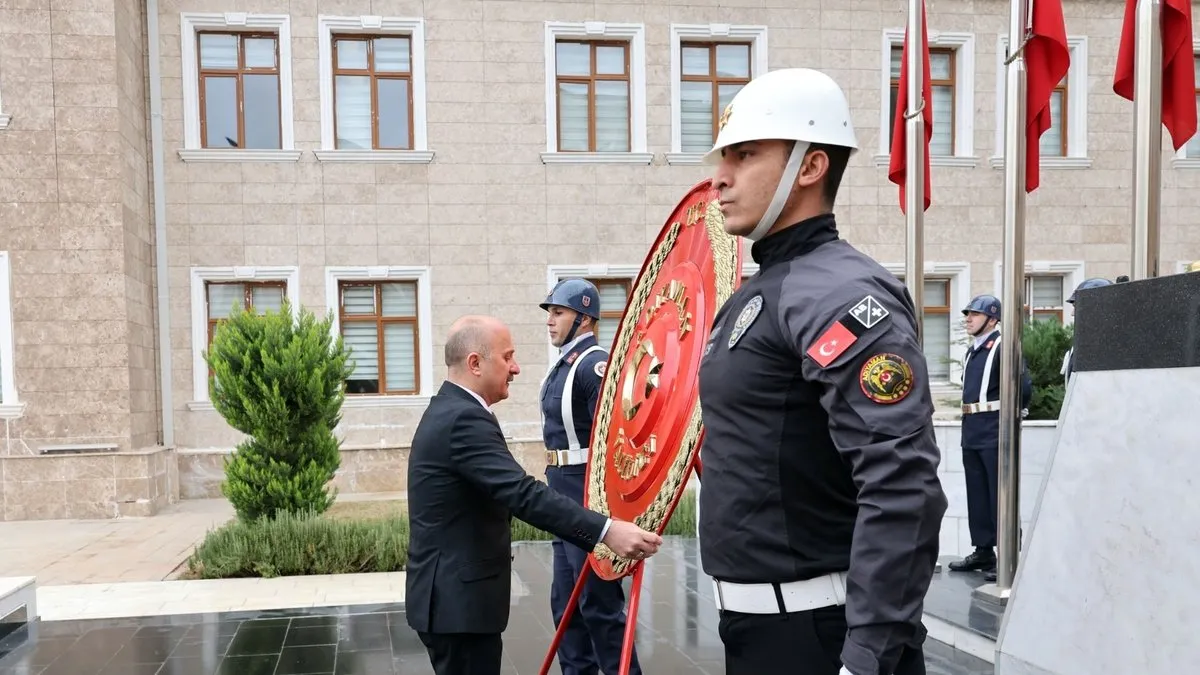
[0,576,37,664]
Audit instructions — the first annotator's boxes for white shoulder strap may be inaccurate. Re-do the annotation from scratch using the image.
[979,334,1001,404]
[562,345,604,451]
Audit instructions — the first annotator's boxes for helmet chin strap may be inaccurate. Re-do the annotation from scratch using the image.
[745,141,809,242]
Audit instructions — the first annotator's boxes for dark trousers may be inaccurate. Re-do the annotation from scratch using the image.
[546,464,641,675]
[962,444,999,549]
[718,606,926,675]
[417,631,503,675]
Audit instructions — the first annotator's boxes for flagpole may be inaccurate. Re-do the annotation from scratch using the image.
[1131,0,1163,280]
[996,0,1032,595]
[904,0,925,337]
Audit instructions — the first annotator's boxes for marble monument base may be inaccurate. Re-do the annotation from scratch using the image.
[995,272,1200,673]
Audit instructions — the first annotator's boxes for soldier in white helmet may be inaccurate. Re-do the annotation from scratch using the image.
[695,68,948,675]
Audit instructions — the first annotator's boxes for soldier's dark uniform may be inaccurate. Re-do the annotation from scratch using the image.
[950,296,1033,579]
[697,213,948,675]
[539,281,641,675]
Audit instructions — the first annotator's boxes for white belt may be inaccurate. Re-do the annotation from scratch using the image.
[712,572,848,614]
[961,401,1001,414]
[546,448,589,466]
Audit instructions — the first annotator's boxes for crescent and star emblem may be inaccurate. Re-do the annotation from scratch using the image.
[818,340,838,357]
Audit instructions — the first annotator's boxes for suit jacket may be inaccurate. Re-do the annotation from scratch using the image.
[405,381,609,635]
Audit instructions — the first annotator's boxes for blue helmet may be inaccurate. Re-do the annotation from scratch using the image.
[540,278,601,320]
[961,294,1001,321]
[1067,277,1112,304]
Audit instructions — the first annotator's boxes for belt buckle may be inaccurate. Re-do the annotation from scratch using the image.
[545,450,560,466]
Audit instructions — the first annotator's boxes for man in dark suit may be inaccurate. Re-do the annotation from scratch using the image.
[406,315,663,675]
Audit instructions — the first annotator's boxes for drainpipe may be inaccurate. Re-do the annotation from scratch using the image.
[145,0,174,447]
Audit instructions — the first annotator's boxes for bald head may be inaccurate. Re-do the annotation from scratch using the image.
[444,315,520,406]
[445,315,501,368]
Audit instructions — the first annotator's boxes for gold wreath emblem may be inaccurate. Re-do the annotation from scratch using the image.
[858,353,914,404]
[718,103,733,131]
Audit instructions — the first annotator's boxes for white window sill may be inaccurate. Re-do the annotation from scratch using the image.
[665,152,709,165]
[1172,157,1200,169]
[872,154,979,168]
[989,156,1092,169]
[0,114,10,130]
[190,396,432,411]
[0,402,26,419]
[541,152,654,165]
[342,395,432,408]
[177,149,303,163]
[314,150,435,164]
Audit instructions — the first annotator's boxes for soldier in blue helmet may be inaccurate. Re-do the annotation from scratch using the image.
[947,294,1033,582]
[1060,278,1114,383]
[538,278,641,675]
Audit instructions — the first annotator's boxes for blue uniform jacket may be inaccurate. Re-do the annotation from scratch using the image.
[540,334,608,451]
[961,329,1033,449]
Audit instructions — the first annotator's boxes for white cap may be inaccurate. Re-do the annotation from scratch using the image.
[704,68,858,241]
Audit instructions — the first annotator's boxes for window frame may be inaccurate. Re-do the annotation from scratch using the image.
[195,30,283,152]
[204,279,288,347]
[993,34,1090,168]
[542,21,650,165]
[0,251,22,417]
[876,29,976,166]
[889,45,958,156]
[544,264,639,368]
[315,15,433,164]
[666,23,769,164]
[553,39,632,153]
[337,279,421,397]
[179,12,299,163]
[324,266,434,407]
[991,260,1085,325]
[189,266,300,405]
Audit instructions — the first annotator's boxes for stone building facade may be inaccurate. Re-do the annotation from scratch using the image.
[0,0,1197,520]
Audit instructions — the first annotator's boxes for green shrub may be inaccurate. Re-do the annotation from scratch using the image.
[204,299,353,522]
[185,510,409,579]
[185,490,700,579]
[1021,319,1074,420]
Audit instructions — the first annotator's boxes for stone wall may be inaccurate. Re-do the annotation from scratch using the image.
[0,447,178,521]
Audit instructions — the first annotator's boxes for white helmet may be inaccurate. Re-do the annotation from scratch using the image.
[704,68,858,241]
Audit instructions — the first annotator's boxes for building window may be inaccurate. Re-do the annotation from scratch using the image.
[878,29,975,162]
[895,275,953,381]
[583,278,631,349]
[542,22,649,163]
[205,281,286,345]
[197,32,282,149]
[554,40,631,152]
[678,42,752,152]
[324,266,433,404]
[180,13,297,162]
[331,35,413,150]
[1024,275,1065,323]
[667,24,767,163]
[890,46,956,156]
[190,266,300,403]
[339,281,419,395]
[316,16,432,163]
[994,35,1089,166]
[0,252,20,416]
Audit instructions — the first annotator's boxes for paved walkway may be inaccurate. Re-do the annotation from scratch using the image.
[0,500,233,586]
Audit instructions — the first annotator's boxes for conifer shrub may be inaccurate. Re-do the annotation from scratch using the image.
[204,299,353,522]
[1021,319,1074,420]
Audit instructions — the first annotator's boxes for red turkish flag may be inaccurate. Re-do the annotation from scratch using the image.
[1024,0,1072,192]
[887,0,933,214]
[1113,0,1198,150]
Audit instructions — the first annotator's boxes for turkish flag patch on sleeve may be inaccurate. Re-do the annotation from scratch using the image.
[806,320,858,368]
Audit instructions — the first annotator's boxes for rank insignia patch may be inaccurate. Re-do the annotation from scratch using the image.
[849,295,889,329]
[566,353,578,364]
[728,294,763,348]
[594,361,606,377]
[859,353,914,404]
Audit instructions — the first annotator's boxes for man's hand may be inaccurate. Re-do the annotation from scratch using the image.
[601,520,663,560]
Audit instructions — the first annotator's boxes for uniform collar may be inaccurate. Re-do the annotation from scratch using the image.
[750,213,840,270]
[557,332,596,358]
[972,328,1001,351]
